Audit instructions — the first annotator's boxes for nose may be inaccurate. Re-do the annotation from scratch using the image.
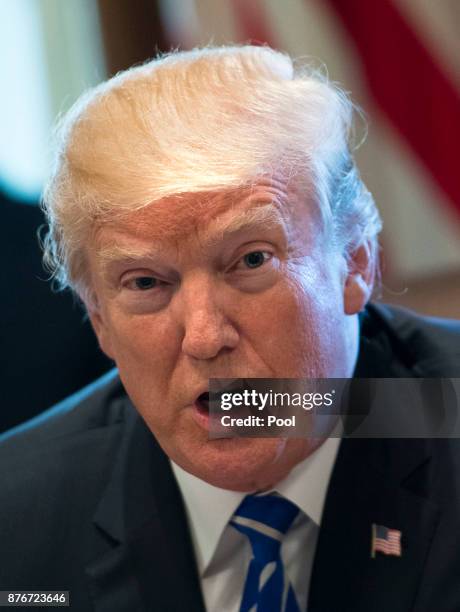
[175,274,239,360]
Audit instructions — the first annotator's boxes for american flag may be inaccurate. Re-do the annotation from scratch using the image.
[158,0,460,281]
[371,523,402,558]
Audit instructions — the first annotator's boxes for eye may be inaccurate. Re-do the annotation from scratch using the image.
[239,250,273,269]
[125,276,161,291]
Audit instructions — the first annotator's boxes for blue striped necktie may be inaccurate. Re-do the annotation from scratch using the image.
[230,494,301,612]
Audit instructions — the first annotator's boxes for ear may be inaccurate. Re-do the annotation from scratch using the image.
[85,296,116,360]
[343,240,375,315]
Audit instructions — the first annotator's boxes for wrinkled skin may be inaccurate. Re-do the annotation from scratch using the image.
[87,175,372,491]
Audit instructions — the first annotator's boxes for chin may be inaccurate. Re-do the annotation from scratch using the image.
[175,436,309,492]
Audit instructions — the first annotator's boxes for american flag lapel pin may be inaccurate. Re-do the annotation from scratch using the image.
[371,523,402,558]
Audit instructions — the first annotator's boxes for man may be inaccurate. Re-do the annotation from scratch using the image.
[1,46,459,612]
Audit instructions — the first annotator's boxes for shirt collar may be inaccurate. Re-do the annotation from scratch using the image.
[275,435,341,526]
[171,434,341,575]
[171,460,245,574]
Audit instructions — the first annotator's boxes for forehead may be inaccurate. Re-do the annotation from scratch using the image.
[93,174,320,255]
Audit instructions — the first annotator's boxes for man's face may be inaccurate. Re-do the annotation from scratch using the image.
[87,174,362,491]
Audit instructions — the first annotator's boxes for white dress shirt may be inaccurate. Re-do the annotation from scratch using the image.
[171,436,341,612]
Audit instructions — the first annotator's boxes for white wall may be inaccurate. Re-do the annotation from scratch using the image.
[0,0,106,199]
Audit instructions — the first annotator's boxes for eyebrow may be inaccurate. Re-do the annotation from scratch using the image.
[97,204,288,266]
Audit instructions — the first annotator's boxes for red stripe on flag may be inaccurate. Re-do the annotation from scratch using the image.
[322,0,460,216]
[374,542,401,554]
[229,0,276,46]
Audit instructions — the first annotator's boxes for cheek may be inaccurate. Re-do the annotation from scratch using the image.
[105,310,182,436]
[103,308,177,390]
[241,263,344,375]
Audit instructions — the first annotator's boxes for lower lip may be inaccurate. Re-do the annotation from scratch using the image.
[191,402,246,440]
[191,401,210,429]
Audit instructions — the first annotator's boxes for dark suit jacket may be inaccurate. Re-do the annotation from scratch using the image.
[1,304,460,611]
[1,191,112,432]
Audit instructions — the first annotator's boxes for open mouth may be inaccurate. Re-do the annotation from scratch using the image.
[195,392,210,414]
[193,382,257,423]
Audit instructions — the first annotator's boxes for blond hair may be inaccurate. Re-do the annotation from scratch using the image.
[42,45,381,303]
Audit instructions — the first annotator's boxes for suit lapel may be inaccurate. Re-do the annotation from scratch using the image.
[308,307,442,612]
[85,401,206,612]
[308,437,440,612]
